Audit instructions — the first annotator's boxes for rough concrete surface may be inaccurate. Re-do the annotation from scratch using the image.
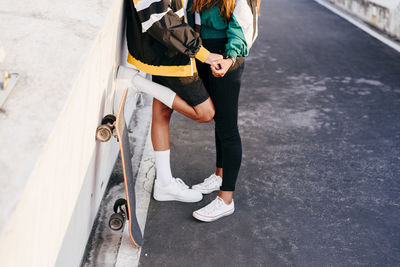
[138,0,400,266]
[0,0,116,230]
[0,0,131,265]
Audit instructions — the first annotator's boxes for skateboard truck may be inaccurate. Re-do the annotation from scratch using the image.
[95,114,116,142]
[109,198,129,231]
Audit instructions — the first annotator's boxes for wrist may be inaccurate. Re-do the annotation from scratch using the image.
[225,55,236,65]
[195,46,210,63]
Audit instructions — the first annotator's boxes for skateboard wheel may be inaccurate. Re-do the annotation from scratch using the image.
[96,114,116,142]
[109,212,125,231]
[96,125,112,142]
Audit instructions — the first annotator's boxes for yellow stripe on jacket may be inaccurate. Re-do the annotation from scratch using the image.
[127,53,198,77]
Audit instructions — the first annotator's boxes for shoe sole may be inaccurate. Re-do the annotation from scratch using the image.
[153,193,203,203]
[192,208,234,222]
[192,187,220,195]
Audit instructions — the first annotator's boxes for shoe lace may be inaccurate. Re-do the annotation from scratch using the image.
[203,174,219,186]
[201,197,225,215]
[174,178,189,189]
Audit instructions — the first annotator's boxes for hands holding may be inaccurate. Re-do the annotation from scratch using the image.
[204,52,234,78]
[210,59,233,78]
[204,52,223,65]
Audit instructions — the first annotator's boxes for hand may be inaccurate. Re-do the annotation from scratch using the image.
[210,59,233,77]
[204,53,223,65]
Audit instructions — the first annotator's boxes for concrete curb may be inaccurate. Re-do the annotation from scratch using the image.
[314,0,400,53]
[115,127,155,267]
[323,0,400,40]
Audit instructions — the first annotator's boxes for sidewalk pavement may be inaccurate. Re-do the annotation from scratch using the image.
[137,0,400,266]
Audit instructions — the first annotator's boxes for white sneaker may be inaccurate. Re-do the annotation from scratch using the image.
[192,174,222,194]
[153,178,203,203]
[193,196,234,222]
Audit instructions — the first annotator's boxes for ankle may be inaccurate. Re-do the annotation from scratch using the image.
[215,168,223,177]
[218,194,233,205]
[223,198,233,205]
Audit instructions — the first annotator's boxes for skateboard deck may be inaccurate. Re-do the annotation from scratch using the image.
[96,88,143,248]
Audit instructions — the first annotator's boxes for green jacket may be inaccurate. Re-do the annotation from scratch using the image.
[187,0,259,59]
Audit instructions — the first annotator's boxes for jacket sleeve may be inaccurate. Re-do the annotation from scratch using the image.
[226,0,257,59]
[133,0,210,62]
[225,15,248,59]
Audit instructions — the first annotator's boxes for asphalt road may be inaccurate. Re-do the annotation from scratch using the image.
[139,0,400,266]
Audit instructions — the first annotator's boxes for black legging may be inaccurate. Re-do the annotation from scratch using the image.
[197,38,245,191]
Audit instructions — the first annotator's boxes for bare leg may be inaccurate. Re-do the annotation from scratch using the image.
[215,161,233,205]
[214,168,232,205]
[151,98,173,151]
[215,163,230,205]
[151,98,204,202]
[151,95,216,150]
[215,167,223,177]
[172,95,215,123]
[215,168,233,204]
[219,191,233,204]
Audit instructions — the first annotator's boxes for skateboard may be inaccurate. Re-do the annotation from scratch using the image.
[96,88,143,248]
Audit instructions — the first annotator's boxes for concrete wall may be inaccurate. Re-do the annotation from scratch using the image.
[326,0,400,40]
[0,0,140,266]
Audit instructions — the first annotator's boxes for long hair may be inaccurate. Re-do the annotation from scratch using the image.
[192,0,236,21]
[256,0,260,16]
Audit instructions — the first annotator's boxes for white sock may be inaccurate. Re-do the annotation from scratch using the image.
[155,150,174,186]
[134,74,176,108]
[116,65,176,108]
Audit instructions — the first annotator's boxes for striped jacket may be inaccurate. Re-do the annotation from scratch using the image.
[125,0,210,77]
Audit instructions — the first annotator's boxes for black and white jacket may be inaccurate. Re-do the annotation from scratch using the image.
[125,0,210,77]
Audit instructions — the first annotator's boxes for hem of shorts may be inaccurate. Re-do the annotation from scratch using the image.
[189,95,209,107]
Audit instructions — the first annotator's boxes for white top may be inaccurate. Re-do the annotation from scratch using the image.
[195,12,201,25]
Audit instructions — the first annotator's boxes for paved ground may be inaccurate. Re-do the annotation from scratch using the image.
[139,0,400,266]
